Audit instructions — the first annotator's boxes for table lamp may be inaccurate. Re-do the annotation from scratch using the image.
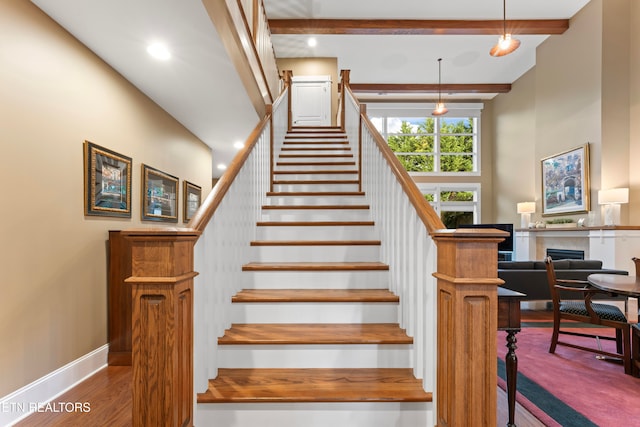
[598,188,629,226]
[516,202,535,228]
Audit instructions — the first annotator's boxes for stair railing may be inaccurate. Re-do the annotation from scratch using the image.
[341,72,506,427]
[191,87,288,394]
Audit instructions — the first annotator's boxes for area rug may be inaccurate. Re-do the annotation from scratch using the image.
[498,316,640,427]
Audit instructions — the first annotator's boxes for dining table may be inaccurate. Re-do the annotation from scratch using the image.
[587,273,640,298]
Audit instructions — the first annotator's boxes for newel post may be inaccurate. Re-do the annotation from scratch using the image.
[431,228,507,427]
[122,229,200,427]
[282,70,293,131]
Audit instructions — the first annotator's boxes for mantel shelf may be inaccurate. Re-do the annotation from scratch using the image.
[516,225,640,232]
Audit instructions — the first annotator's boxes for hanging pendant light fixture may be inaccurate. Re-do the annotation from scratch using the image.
[490,0,520,57]
[432,58,448,116]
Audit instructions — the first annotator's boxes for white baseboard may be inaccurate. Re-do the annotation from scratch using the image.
[0,344,108,427]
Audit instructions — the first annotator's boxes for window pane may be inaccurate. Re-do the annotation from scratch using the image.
[440,135,473,153]
[440,154,473,172]
[396,154,434,172]
[439,117,474,133]
[440,191,474,202]
[442,211,474,228]
[370,117,383,132]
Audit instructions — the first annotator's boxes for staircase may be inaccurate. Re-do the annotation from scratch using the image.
[196,127,432,426]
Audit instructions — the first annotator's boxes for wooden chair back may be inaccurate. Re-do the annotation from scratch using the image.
[544,256,561,307]
[633,257,640,277]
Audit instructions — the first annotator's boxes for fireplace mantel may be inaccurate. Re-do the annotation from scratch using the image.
[514,226,640,273]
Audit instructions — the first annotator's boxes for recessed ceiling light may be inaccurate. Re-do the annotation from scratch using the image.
[307,38,317,47]
[233,141,244,150]
[217,163,227,170]
[147,42,171,60]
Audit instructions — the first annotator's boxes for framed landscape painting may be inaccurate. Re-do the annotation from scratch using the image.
[541,144,590,216]
[84,141,132,218]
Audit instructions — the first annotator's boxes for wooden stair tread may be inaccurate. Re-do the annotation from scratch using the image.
[250,240,381,246]
[232,289,398,303]
[282,141,349,145]
[279,154,354,158]
[266,191,365,196]
[197,368,431,403]
[277,161,356,166]
[218,323,411,344]
[242,262,388,271]
[272,180,359,185]
[273,170,357,174]
[256,220,374,227]
[261,205,369,210]
[281,147,351,151]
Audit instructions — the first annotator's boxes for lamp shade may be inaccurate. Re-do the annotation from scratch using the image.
[598,188,629,205]
[517,202,535,214]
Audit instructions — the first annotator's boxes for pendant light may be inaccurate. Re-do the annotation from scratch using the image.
[432,58,448,116]
[490,0,520,57]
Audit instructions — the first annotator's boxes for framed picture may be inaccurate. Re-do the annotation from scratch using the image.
[142,164,179,222]
[183,181,202,223]
[84,141,132,217]
[541,143,590,216]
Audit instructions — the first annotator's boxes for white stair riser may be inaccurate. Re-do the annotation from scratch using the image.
[284,137,348,142]
[273,173,358,181]
[279,149,352,155]
[217,344,410,368]
[266,195,368,206]
[250,245,380,262]
[242,271,389,289]
[273,183,360,192]
[256,225,377,240]
[231,302,396,323]
[281,144,350,150]
[196,403,433,427]
[275,164,357,171]
[261,209,370,222]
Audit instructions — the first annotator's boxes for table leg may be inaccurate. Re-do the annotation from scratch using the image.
[505,329,519,427]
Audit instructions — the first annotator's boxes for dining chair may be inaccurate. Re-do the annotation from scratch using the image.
[633,323,640,377]
[545,256,632,374]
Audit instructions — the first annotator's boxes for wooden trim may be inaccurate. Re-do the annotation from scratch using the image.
[350,83,511,94]
[202,0,271,116]
[268,18,569,35]
[249,240,381,246]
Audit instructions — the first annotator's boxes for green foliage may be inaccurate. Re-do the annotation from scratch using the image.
[387,118,474,172]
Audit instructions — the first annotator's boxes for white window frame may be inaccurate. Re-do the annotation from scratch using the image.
[366,103,482,177]
[416,183,482,225]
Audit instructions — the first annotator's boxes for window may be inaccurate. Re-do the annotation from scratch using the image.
[418,183,480,229]
[368,103,482,176]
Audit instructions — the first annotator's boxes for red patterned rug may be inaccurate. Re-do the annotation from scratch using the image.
[498,311,640,426]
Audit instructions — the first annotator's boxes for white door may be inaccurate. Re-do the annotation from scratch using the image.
[291,75,331,127]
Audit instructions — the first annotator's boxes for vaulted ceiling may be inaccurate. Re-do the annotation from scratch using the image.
[30,0,591,173]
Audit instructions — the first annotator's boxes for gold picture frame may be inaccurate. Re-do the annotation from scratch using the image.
[142,164,179,222]
[541,143,590,216]
[83,141,132,218]
[183,181,202,223]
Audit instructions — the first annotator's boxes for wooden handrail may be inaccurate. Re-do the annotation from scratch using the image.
[345,85,445,234]
[187,115,270,233]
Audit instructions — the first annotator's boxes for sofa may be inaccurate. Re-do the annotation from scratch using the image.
[498,259,628,300]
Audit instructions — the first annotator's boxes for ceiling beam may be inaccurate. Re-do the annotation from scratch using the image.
[349,83,511,94]
[268,19,569,35]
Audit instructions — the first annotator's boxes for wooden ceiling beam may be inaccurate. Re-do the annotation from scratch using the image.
[268,19,569,35]
[349,83,511,94]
